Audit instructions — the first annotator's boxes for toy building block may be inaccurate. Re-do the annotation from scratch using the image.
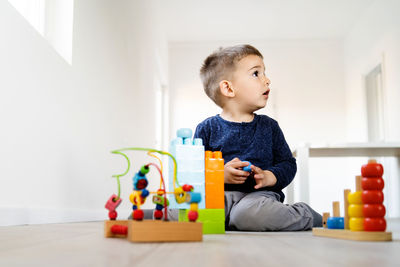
[179,208,225,234]
[169,128,205,209]
[312,159,392,241]
[205,151,225,209]
[127,220,202,242]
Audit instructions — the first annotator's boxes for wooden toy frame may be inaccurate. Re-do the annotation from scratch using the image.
[104,220,202,242]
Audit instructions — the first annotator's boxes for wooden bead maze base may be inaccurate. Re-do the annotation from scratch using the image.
[312,228,392,242]
[104,220,203,242]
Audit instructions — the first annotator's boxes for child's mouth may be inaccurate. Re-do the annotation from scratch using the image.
[263,89,270,96]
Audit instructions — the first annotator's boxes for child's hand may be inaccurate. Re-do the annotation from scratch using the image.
[224,158,251,184]
[251,165,277,189]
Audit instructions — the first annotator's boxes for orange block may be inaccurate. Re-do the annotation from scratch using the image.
[205,151,224,209]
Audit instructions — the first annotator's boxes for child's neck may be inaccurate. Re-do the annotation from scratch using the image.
[220,110,255,123]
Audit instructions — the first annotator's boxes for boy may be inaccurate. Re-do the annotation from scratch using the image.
[194,44,322,231]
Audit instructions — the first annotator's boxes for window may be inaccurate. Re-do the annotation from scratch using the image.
[8,0,74,64]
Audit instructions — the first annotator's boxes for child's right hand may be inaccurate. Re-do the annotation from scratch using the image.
[224,158,251,184]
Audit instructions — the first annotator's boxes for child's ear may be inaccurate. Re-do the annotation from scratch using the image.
[219,80,235,98]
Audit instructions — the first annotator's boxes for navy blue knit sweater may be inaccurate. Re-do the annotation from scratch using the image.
[194,114,296,202]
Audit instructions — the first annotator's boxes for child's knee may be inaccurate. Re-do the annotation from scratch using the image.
[229,205,282,231]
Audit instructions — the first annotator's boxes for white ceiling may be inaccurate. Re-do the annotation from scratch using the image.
[156,0,376,41]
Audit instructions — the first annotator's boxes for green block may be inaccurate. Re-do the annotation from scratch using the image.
[179,209,225,234]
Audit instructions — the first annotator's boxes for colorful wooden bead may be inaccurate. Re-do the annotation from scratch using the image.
[108,210,117,220]
[141,189,150,198]
[174,187,186,203]
[348,204,363,218]
[105,194,122,211]
[111,224,128,235]
[157,189,165,196]
[186,192,202,203]
[140,165,150,175]
[361,177,384,190]
[326,217,344,229]
[188,210,198,222]
[134,177,148,190]
[361,161,384,177]
[363,204,386,217]
[152,195,169,207]
[349,217,364,231]
[190,203,199,211]
[364,217,386,231]
[133,209,144,220]
[154,209,163,220]
[182,184,194,192]
[362,190,384,204]
[347,192,363,204]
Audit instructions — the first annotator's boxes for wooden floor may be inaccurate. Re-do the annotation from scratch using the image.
[1,219,400,267]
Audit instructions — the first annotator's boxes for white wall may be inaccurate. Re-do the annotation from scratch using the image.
[0,0,167,225]
[343,0,400,217]
[169,40,346,148]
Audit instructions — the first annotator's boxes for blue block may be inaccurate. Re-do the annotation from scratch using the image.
[174,145,204,160]
[183,138,193,145]
[177,128,192,139]
[193,138,203,146]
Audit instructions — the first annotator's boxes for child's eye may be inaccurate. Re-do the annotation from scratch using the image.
[252,70,259,77]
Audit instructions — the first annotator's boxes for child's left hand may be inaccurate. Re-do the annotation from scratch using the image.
[250,165,277,189]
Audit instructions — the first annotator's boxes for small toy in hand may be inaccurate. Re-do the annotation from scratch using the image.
[242,161,252,172]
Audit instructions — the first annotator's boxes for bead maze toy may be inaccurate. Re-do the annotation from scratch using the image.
[313,159,392,241]
[104,147,202,242]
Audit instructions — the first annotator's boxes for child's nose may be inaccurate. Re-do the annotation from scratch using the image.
[262,76,271,86]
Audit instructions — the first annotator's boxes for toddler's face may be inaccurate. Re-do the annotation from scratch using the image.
[230,55,271,112]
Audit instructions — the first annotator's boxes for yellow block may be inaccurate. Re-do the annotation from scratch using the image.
[349,217,364,231]
[348,192,363,204]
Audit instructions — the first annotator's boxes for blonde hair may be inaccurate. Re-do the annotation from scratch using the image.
[200,44,263,107]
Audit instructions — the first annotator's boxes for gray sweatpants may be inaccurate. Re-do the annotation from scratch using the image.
[225,191,322,231]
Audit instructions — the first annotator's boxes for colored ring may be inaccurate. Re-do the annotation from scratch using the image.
[348,192,363,204]
[361,163,384,177]
[361,177,384,190]
[362,190,384,204]
[364,217,386,231]
[363,204,386,217]
[349,217,364,231]
[348,204,363,217]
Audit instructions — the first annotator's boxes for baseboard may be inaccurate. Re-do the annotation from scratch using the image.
[0,207,110,226]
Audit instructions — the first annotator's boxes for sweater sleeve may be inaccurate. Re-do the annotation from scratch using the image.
[265,121,297,191]
[194,122,210,150]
